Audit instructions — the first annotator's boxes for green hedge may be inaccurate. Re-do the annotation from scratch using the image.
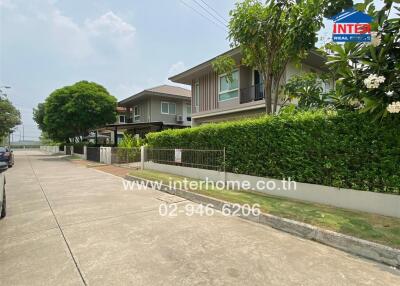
[146,110,400,194]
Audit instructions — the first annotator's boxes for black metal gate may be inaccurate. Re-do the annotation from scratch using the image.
[87,147,100,162]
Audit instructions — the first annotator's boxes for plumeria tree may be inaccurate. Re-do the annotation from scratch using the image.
[325,0,400,119]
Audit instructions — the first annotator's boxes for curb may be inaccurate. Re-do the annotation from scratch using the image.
[125,174,400,268]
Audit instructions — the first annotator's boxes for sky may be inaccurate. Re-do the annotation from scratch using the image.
[0,0,386,142]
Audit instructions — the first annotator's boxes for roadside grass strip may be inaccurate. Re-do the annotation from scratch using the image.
[129,169,400,249]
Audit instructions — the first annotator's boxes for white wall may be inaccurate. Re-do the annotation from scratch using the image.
[40,146,60,154]
[144,162,400,218]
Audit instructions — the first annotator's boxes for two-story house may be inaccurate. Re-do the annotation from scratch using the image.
[97,85,191,144]
[169,47,332,126]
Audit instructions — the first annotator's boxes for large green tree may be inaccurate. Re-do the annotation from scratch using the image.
[323,0,354,18]
[212,0,358,114]
[34,81,117,142]
[0,97,21,139]
[213,0,324,114]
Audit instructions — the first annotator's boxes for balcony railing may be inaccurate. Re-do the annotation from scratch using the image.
[240,83,264,104]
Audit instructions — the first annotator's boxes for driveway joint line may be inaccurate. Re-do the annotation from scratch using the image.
[27,155,88,286]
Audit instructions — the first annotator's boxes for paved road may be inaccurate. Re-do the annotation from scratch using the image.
[1,150,399,286]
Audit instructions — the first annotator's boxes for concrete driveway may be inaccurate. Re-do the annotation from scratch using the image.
[1,150,399,286]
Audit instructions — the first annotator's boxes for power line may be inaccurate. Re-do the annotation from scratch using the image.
[190,0,228,27]
[179,0,228,32]
[198,0,229,23]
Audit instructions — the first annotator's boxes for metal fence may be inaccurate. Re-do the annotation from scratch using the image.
[111,147,141,168]
[73,145,84,154]
[87,147,100,162]
[146,148,225,171]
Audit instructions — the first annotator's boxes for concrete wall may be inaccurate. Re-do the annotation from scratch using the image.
[149,96,191,125]
[40,146,60,154]
[125,95,191,126]
[129,98,149,123]
[144,162,400,218]
[100,147,112,164]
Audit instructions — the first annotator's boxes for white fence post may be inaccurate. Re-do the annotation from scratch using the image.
[83,146,87,160]
[100,147,105,163]
[106,147,111,164]
[100,147,112,164]
[140,146,145,170]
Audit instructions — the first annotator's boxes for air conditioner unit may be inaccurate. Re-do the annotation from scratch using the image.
[176,115,184,123]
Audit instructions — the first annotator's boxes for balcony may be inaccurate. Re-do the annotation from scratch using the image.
[240,83,264,104]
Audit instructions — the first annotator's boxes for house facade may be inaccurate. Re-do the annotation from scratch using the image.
[170,48,333,126]
[96,85,191,144]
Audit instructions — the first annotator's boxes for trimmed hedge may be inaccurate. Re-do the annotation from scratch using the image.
[146,110,400,194]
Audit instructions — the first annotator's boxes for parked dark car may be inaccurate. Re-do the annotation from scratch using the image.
[0,162,7,219]
[0,146,14,167]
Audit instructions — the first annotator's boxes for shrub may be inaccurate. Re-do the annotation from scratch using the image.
[116,133,142,163]
[146,110,400,194]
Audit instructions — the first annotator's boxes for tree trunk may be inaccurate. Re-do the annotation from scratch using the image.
[273,62,288,114]
[272,75,283,114]
[263,72,273,114]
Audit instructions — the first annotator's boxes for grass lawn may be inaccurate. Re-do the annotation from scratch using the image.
[65,154,82,160]
[129,169,400,249]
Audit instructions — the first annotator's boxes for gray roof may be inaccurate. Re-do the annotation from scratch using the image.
[119,84,191,106]
[169,47,328,85]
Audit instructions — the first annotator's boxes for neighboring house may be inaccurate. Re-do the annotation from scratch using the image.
[169,47,333,126]
[96,85,191,144]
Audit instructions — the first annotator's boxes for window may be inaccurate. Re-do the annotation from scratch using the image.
[169,102,176,115]
[119,115,126,123]
[133,106,140,122]
[219,70,239,101]
[161,101,176,115]
[194,81,200,111]
[161,102,169,114]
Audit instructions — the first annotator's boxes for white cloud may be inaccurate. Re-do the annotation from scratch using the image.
[84,11,136,52]
[112,83,143,100]
[50,10,93,59]
[167,61,186,78]
[165,61,190,89]
[0,0,16,9]
[2,1,136,60]
[85,11,135,38]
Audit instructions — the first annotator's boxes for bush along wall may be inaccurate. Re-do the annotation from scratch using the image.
[146,110,400,194]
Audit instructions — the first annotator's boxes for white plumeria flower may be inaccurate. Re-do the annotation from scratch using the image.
[387,101,400,114]
[364,74,386,89]
[370,32,382,47]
